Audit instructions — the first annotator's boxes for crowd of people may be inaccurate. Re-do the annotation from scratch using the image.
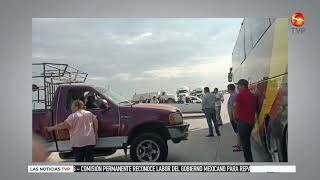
[201,79,257,162]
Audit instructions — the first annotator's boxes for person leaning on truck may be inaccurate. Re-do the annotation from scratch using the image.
[202,87,221,137]
[45,100,99,162]
[233,79,257,162]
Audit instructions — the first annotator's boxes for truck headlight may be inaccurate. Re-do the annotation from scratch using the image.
[169,113,183,125]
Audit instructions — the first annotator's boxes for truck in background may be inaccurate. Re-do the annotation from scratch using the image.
[190,87,204,99]
[176,86,190,98]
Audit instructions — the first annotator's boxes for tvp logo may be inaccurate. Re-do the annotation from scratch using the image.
[291,12,306,34]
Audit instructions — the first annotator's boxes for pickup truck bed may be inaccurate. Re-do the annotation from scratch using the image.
[32,109,52,138]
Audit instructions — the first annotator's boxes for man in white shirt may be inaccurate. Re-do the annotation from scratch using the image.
[150,96,159,104]
[213,88,224,126]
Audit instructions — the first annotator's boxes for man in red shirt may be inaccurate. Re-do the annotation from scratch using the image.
[233,79,257,162]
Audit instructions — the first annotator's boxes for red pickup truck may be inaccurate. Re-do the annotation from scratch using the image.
[33,85,189,162]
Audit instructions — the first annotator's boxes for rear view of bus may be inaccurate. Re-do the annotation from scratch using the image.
[229,18,288,162]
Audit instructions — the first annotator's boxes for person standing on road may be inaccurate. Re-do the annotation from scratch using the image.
[233,79,257,162]
[45,100,99,162]
[227,84,242,152]
[202,87,221,137]
[213,88,224,126]
[150,95,160,104]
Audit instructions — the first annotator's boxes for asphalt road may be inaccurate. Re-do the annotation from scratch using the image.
[47,94,244,162]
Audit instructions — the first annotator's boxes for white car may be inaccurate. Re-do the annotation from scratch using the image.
[168,95,202,113]
[133,91,177,103]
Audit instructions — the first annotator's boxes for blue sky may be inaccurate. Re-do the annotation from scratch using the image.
[32,18,242,99]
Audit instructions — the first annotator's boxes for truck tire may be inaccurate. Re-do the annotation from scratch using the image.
[130,132,168,162]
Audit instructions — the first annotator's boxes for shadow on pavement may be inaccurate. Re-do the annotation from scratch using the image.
[47,122,244,162]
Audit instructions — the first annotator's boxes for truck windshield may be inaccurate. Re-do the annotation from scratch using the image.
[179,90,188,93]
[96,87,130,105]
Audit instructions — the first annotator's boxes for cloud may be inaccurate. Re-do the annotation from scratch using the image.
[105,31,153,45]
[32,18,243,97]
[142,55,232,79]
[110,73,131,81]
[132,32,152,41]
[32,53,67,60]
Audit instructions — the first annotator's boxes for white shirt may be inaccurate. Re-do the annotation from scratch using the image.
[214,93,223,107]
[150,99,159,104]
[182,96,187,103]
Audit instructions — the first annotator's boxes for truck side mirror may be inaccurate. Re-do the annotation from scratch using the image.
[228,67,233,82]
[228,72,233,82]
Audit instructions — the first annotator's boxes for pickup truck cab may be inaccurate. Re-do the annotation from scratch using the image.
[33,85,189,162]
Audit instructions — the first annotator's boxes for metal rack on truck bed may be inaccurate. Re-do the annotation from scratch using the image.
[32,63,88,110]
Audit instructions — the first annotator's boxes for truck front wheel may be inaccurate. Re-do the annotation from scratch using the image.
[130,132,168,162]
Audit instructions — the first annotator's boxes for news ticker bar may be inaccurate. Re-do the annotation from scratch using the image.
[28,165,296,173]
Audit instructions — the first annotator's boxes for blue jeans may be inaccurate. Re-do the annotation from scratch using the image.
[204,108,220,135]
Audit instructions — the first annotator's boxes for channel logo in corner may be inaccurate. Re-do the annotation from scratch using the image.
[291,12,305,27]
[290,12,306,34]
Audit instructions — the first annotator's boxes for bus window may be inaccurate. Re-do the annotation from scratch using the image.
[244,18,271,57]
[232,23,245,68]
[244,19,254,56]
[248,18,271,48]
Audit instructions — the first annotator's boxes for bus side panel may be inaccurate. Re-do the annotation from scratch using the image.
[250,19,288,161]
[232,18,288,161]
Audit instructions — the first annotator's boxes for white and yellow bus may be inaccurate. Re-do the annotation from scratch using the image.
[229,18,288,162]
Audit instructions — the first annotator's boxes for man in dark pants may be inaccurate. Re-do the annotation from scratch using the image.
[73,145,95,162]
[202,87,221,137]
[233,79,257,162]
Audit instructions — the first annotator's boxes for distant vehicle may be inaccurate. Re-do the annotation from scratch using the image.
[169,96,202,113]
[33,63,189,162]
[186,95,202,104]
[133,91,177,103]
[229,18,287,162]
[190,87,204,98]
[176,86,190,98]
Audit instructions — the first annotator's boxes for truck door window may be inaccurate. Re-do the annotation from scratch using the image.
[83,91,101,110]
[66,89,85,111]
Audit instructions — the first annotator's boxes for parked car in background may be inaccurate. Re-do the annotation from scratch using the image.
[168,95,202,113]
[133,91,177,103]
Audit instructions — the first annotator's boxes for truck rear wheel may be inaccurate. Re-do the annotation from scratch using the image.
[130,132,168,162]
